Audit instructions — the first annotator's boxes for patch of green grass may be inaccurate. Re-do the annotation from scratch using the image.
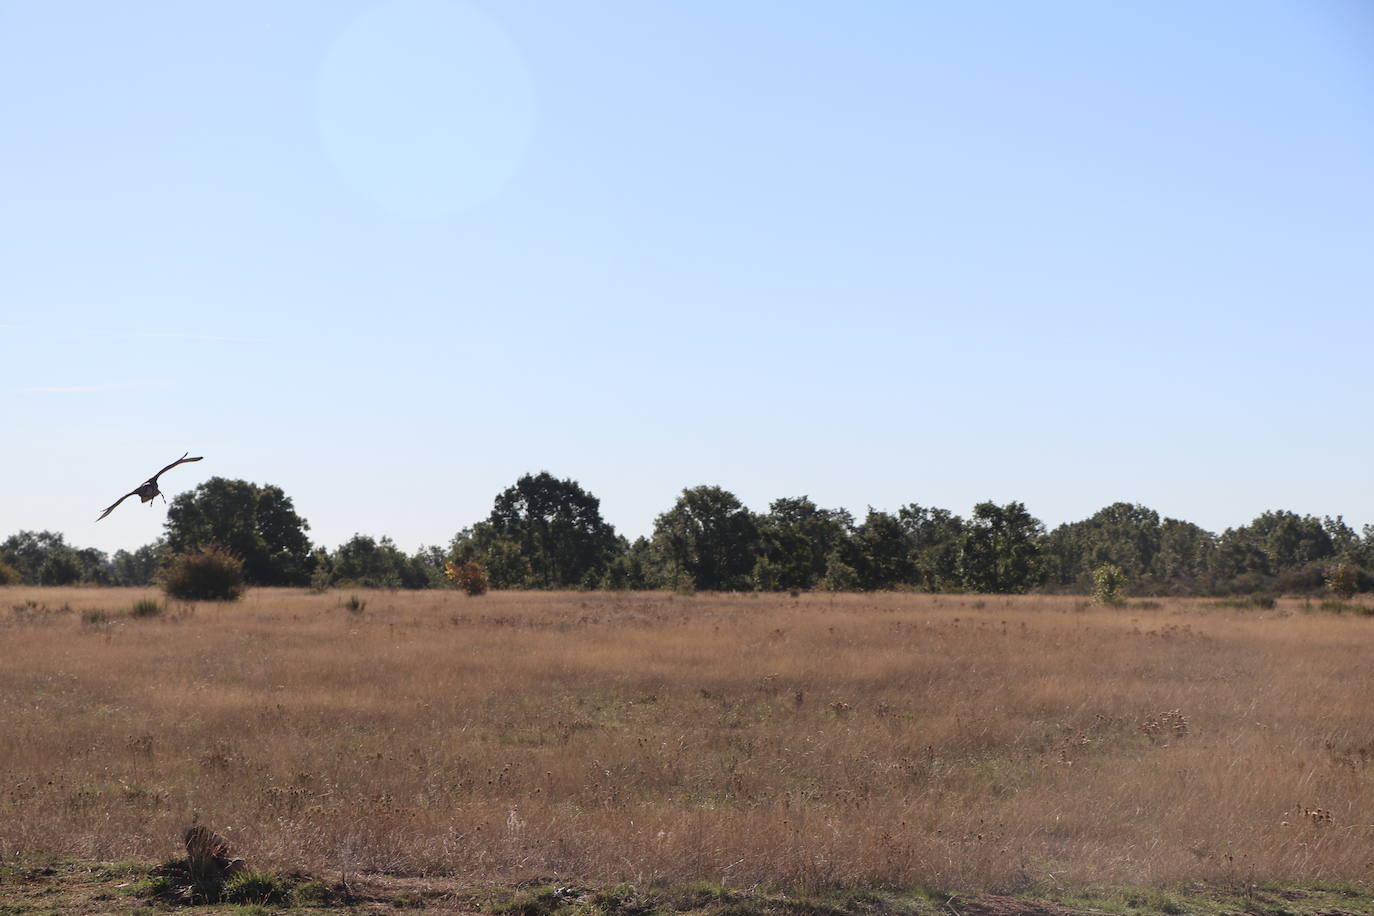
[291,879,332,905]
[491,885,564,915]
[222,869,292,907]
[344,594,366,613]
[130,874,176,899]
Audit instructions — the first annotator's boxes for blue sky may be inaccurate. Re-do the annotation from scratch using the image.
[3,0,1372,555]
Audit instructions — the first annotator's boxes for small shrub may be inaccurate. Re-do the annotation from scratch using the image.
[1092,563,1127,605]
[1327,562,1359,600]
[344,594,366,613]
[81,609,109,625]
[130,598,163,618]
[444,560,489,596]
[0,558,20,585]
[161,545,245,601]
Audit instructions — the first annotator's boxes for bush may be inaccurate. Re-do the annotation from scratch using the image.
[445,560,488,596]
[161,545,245,601]
[0,558,19,585]
[821,553,859,592]
[1327,562,1359,600]
[1092,563,1127,605]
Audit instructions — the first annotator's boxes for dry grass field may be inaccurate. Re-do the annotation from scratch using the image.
[2,586,1373,900]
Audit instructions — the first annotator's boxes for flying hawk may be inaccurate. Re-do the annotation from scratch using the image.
[96,452,203,521]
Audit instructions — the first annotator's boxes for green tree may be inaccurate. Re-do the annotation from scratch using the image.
[0,531,95,585]
[450,527,532,589]
[850,509,914,590]
[821,549,860,591]
[603,536,661,590]
[111,541,164,586]
[1153,518,1217,593]
[898,504,965,591]
[958,501,1045,593]
[329,534,431,588]
[486,472,619,588]
[1041,503,1161,589]
[653,485,759,591]
[753,496,853,591]
[163,478,313,586]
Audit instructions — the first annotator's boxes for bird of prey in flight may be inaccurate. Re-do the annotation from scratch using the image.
[96,452,203,521]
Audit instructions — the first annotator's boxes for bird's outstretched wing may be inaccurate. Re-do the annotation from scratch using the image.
[96,490,140,522]
[149,452,203,484]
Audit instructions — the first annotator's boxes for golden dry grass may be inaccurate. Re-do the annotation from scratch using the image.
[1,586,1372,893]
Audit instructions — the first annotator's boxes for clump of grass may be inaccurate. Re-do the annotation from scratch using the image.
[221,869,291,906]
[344,594,366,614]
[81,609,108,625]
[493,885,565,915]
[130,598,163,618]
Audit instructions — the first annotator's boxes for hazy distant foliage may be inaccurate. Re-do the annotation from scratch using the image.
[161,544,245,601]
[325,534,435,589]
[0,530,109,586]
[8,475,1374,597]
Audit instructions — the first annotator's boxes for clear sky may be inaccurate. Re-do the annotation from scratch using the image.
[3,0,1372,556]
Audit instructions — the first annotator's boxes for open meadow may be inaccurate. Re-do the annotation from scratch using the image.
[2,586,1374,906]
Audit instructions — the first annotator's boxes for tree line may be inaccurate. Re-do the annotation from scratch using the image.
[2,472,1371,596]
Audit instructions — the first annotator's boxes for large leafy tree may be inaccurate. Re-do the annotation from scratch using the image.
[1152,518,1217,592]
[164,478,313,586]
[653,485,759,591]
[1042,502,1163,589]
[958,501,1046,593]
[753,496,852,591]
[483,472,619,589]
[898,504,965,591]
[849,509,915,590]
[1214,511,1335,579]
